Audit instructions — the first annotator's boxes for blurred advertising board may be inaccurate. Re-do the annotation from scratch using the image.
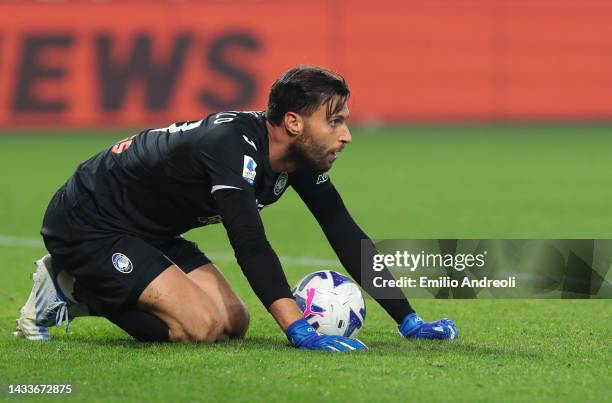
[1,0,611,128]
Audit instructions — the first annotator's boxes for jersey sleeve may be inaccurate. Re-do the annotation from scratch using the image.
[213,188,294,309]
[291,170,415,323]
[288,170,333,197]
[194,121,261,193]
[195,117,293,309]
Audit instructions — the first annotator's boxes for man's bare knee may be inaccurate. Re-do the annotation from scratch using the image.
[137,265,226,343]
[172,311,224,343]
[168,324,189,342]
[195,312,224,342]
[187,264,249,339]
[226,303,250,339]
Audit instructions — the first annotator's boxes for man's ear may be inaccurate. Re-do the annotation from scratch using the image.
[284,112,303,137]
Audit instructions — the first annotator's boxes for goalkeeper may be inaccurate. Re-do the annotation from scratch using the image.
[14,66,458,351]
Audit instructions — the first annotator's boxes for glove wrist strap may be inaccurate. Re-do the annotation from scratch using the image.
[285,319,315,346]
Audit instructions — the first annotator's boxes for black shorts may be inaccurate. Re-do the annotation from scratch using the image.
[41,187,211,317]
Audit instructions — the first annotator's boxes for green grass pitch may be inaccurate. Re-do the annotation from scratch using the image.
[0,126,610,402]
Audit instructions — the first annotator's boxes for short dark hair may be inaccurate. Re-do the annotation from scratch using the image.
[266,65,350,126]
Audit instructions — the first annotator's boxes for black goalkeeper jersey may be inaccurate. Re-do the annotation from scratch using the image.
[43,110,413,319]
[60,111,327,240]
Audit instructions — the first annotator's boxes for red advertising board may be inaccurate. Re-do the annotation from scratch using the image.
[1,0,611,127]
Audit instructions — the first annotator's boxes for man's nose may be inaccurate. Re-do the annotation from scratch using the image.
[339,126,352,144]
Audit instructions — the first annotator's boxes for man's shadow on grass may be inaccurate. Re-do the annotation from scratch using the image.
[365,338,542,360]
[62,334,541,360]
[64,333,291,351]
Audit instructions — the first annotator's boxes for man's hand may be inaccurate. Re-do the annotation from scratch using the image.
[285,319,367,352]
[398,313,458,340]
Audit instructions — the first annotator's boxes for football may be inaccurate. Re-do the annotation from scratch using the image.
[292,270,366,338]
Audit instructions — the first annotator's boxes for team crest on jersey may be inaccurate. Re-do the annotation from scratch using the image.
[111,253,133,274]
[316,172,329,184]
[274,172,288,195]
[242,155,257,184]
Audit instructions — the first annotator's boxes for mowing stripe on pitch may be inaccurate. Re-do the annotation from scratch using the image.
[0,234,338,267]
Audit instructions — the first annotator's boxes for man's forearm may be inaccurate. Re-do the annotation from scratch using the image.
[330,232,415,323]
[215,189,294,308]
[307,193,415,322]
[294,183,415,323]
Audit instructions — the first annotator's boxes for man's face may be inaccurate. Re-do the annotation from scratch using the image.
[289,98,352,173]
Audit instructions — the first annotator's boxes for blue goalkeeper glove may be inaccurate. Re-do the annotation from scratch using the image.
[286,319,367,352]
[398,313,458,340]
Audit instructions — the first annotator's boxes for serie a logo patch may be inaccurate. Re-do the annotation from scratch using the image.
[111,253,133,274]
[242,155,257,184]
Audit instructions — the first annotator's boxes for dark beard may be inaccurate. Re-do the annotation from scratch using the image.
[287,134,328,173]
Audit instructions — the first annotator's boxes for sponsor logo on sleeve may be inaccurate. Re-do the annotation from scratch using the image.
[316,172,329,184]
[197,215,223,225]
[242,155,257,184]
